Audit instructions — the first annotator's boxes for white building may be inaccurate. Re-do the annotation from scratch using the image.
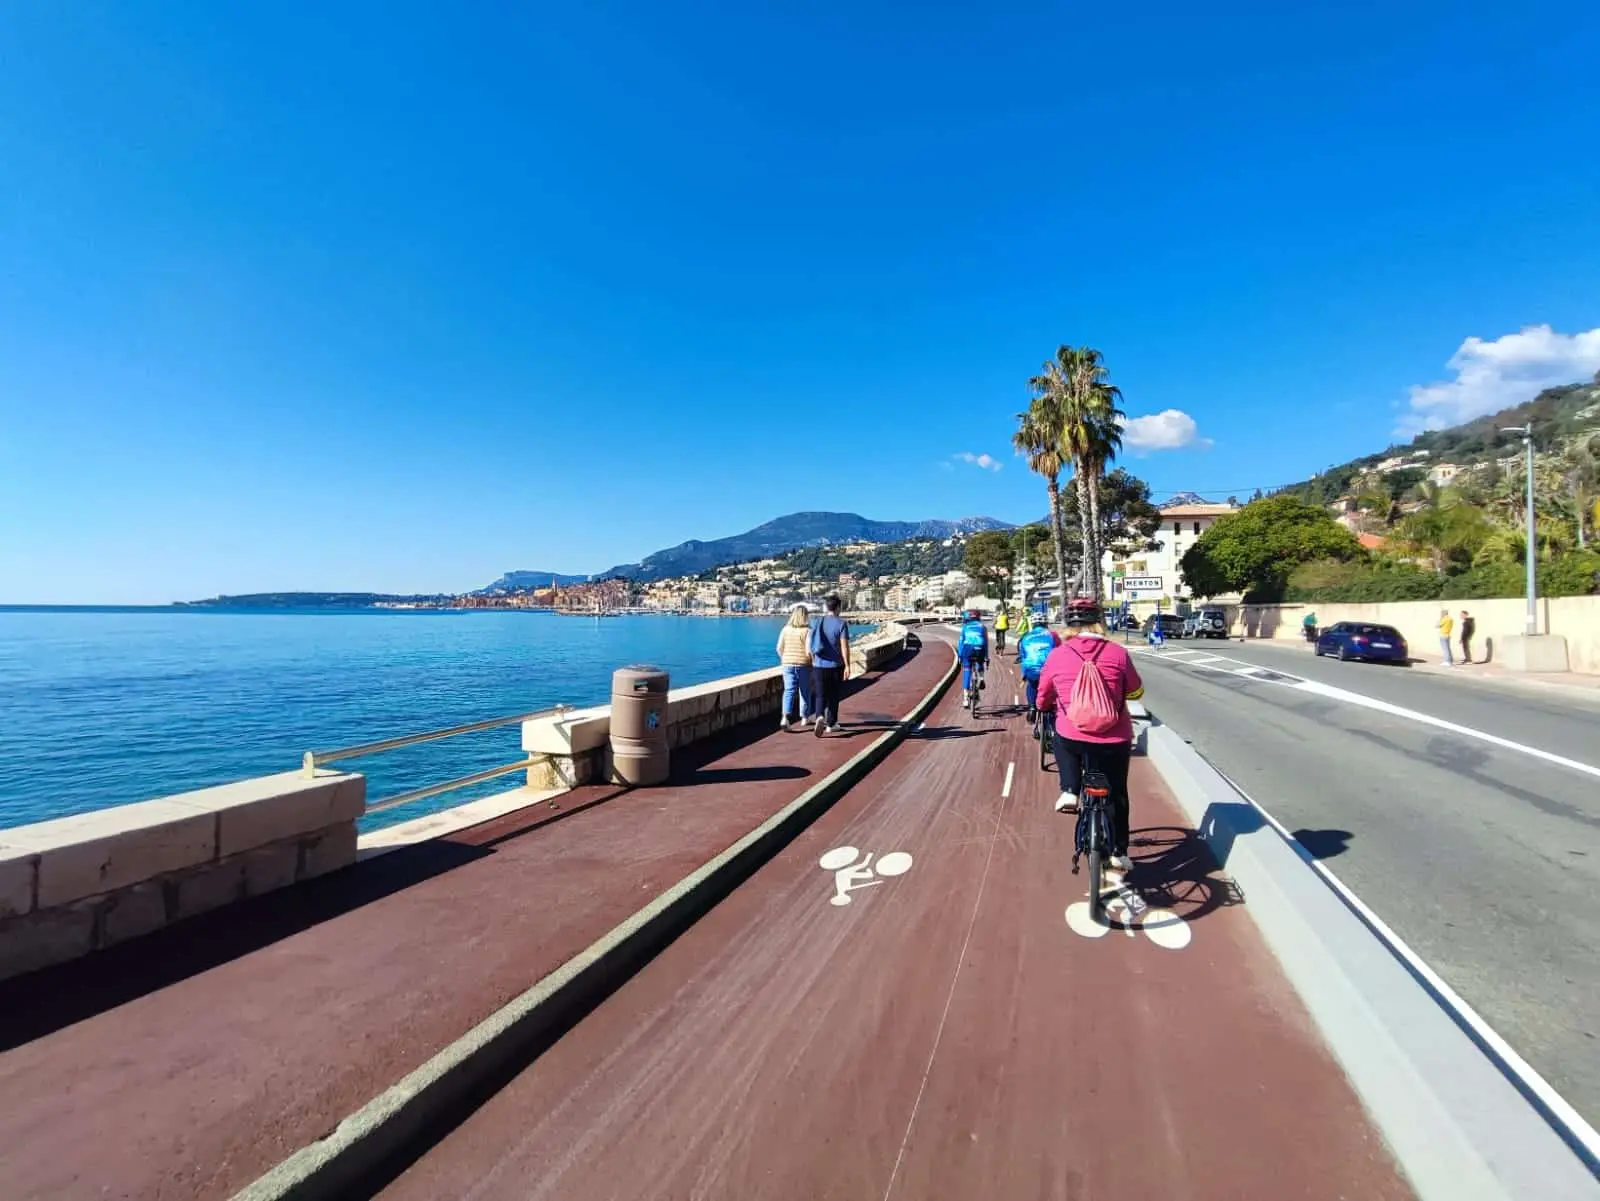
[1103,501,1239,608]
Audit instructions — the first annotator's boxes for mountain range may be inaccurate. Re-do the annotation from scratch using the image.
[480,512,1013,591]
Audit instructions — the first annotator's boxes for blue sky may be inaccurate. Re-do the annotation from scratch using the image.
[3,1,1598,603]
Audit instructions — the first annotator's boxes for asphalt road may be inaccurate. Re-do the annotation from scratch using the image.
[1129,634,1600,1130]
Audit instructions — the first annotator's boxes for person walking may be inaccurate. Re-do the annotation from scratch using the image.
[775,604,814,730]
[809,595,852,737]
[1034,602,1145,873]
[1438,609,1455,666]
[995,606,1009,653]
[1459,609,1476,664]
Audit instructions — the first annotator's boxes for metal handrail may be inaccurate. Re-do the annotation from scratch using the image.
[302,703,573,777]
[363,756,544,816]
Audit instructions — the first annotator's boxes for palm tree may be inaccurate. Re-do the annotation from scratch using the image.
[1012,402,1072,609]
[1053,347,1125,600]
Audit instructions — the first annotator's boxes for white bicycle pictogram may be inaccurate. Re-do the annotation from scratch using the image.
[1065,870,1191,949]
[818,846,913,906]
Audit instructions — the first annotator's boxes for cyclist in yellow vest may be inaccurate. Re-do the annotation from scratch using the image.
[995,606,1010,652]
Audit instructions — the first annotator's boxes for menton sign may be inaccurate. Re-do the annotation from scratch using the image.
[1124,575,1163,592]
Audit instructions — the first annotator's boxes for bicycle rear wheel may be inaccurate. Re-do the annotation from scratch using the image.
[1086,846,1104,924]
[1038,713,1051,770]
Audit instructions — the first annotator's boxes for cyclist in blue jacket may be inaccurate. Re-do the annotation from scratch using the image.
[957,609,989,707]
[1016,620,1060,733]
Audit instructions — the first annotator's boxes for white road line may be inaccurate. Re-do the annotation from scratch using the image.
[1186,654,1224,664]
[1289,677,1600,781]
[1146,644,1600,781]
[1001,761,1015,798]
[1214,766,1600,1168]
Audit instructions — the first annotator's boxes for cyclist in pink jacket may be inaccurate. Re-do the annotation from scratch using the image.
[1034,601,1145,872]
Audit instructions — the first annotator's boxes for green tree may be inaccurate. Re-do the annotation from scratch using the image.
[1179,495,1364,599]
[963,529,1015,599]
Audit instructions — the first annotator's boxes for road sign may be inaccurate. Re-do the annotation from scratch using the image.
[1124,575,1163,592]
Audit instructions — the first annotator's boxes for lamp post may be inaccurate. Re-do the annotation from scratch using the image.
[1501,423,1537,636]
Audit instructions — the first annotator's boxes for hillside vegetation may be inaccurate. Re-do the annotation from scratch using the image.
[1181,378,1600,604]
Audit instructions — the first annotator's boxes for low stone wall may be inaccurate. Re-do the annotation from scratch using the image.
[523,623,914,789]
[0,771,364,982]
[1239,595,1600,674]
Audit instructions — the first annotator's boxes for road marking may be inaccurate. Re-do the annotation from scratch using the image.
[1289,677,1600,782]
[819,847,914,907]
[1141,649,1600,782]
[1001,761,1015,798]
[1212,766,1600,1168]
[1064,873,1192,948]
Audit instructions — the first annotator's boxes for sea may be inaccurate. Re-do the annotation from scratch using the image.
[0,607,867,832]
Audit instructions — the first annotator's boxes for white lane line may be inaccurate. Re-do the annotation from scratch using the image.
[1286,677,1600,781]
[1146,643,1600,780]
[1214,765,1600,1167]
[1186,654,1224,664]
[1001,761,1015,798]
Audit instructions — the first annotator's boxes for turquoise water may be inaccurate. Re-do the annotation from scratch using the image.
[0,608,860,832]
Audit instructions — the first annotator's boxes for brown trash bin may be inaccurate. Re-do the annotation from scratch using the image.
[610,665,670,786]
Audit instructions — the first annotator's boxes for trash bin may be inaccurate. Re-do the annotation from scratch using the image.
[610,665,670,786]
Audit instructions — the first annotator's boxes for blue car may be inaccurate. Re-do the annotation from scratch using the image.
[1314,621,1409,664]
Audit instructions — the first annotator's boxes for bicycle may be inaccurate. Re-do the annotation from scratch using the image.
[1035,705,1054,771]
[1071,766,1116,925]
[964,659,987,719]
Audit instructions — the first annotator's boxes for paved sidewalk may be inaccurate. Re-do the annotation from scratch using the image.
[379,647,1412,1201]
[0,639,949,1201]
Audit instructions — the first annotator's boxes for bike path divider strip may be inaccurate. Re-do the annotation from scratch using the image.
[1145,717,1600,1201]
[231,646,961,1201]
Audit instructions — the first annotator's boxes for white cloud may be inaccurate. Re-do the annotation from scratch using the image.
[1397,325,1600,436]
[1119,409,1211,453]
[953,451,1002,471]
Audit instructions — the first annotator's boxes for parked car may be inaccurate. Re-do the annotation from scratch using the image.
[1314,622,1409,664]
[1194,607,1229,639]
[1142,613,1187,640]
[1180,613,1201,638]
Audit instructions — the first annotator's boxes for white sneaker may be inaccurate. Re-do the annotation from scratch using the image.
[780,718,792,731]
[1109,854,1133,873]
[1055,791,1078,813]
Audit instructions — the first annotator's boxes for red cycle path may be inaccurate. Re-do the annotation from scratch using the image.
[0,640,949,1201]
[381,639,1413,1201]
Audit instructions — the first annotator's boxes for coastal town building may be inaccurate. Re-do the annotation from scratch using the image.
[1103,500,1239,608]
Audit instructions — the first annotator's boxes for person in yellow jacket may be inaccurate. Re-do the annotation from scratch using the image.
[1437,609,1455,666]
[995,606,1010,652]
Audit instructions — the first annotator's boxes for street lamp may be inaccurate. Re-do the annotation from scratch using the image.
[1501,423,1537,636]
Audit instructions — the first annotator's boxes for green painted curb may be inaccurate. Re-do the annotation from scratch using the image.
[232,641,959,1201]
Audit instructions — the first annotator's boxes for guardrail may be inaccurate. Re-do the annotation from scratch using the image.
[303,704,572,815]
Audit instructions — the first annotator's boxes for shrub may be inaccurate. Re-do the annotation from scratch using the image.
[1284,559,1443,603]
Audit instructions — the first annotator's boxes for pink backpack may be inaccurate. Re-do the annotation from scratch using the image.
[1066,640,1121,736]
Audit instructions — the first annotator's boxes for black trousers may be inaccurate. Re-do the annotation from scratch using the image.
[812,666,844,727]
[1053,733,1133,856]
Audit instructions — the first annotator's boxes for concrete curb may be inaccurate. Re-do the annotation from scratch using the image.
[231,642,959,1201]
[1145,720,1600,1201]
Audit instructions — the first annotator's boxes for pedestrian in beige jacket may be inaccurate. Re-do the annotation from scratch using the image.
[776,605,814,730]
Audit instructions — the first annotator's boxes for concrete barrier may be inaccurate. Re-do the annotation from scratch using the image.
[1146,719,1600,1199]
[0,771,365,982]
